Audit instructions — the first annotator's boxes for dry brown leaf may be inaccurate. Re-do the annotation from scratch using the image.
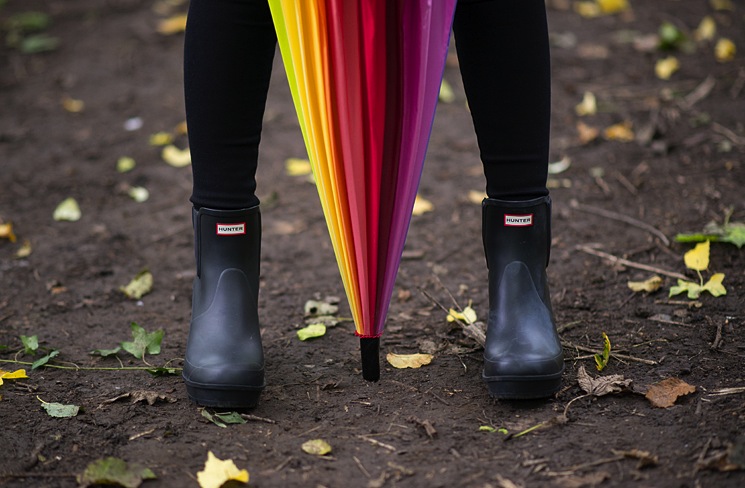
[645,377,696,408]
[612,448,659,468]
[576,121,600,144]
[603,121,635,141]
[577,364,632,396]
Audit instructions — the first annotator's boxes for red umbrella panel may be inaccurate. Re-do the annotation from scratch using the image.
[269,0,457,380]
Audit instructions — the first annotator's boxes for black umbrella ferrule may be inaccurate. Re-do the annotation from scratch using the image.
[360,337,380,382]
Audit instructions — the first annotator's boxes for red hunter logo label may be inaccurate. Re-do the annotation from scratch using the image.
[504,214,534,227]
[216,223,246,235]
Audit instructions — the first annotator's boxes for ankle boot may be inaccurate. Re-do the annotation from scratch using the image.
[482,196,563,399]
[183,206,265,408]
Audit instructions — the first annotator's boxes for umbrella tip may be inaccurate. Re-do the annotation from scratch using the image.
[360,337,380,382]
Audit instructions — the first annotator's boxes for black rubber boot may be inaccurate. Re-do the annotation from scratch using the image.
[183,206,265,408]
[482,196,564,399]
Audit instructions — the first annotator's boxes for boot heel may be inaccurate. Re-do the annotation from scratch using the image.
[485,374,562,400]
[185,383,264,409]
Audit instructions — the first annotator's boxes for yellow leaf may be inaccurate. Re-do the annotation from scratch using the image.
[702,273,726,297]
[116,157,136,173]
[0,222,17,243]
[715,38,736,62]
[297,323,326,341]
[446,305,477,325]
[575,91,597,116]
[439,79,455,103]
[162,145,191,167]
[197,451,249,488]
[574,1,601,18]
[174,120,188,135]
[120,270,153,300]
[709,0,734,11]
[694,16,716,42]
[53,197,81,222]
[655,56,680,80]
[61,96,84,113]
[386,352,433,369]
[16,240,32,258]
[627,275,663,293]
[0,369,28,386]
[128,186,150,203]
[467,190,487,205]
[149,132,173,146]
[597,0,629,14]
[301,439,332,456]
[157,14,187,35]
[603,121,634,141]
[684,241,709,271]
[412,195,433,216]
[285,158,312,176]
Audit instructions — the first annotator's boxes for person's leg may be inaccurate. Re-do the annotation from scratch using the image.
[453,0,563,399]
[182,0,276,408]
[185,0,276,210]
[453,0,550,201]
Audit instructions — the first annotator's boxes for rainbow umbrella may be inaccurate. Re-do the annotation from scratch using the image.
[269,0,456,380]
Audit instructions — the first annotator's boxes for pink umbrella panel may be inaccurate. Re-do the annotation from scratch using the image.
[269,0,457,380]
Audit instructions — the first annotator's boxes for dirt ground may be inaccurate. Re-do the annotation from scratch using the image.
[1,0,744,487]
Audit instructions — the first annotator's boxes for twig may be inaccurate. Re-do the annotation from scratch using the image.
[570,200,670,246]
[679,76,716,110]
[240,413,277,424]
[358,435,397,452]
[419,288,485,347]
[712,122,745,146]
[554,455,625,475]
[575,245,688,281]
[353,456,371,478]
[561,340,657,365]
[707,387,745,396]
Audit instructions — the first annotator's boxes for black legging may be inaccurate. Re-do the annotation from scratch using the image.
[185,0,551,210]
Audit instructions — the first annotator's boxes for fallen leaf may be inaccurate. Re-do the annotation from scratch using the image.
[548,156,572,174]
[576,121,599,144]
[658,22,686,51]
[0,368,28,386]
[684,241,710,271]
[78,457,156,488]
[301,439,332,456]
[0,222,16,243]
[130,390,177,405]
[32,350,59,370]
[694,16,716,42]
[597,0,629,14]
[297,323,326,341]
[90,346,122,357]
[53,197,81,222]
[174,120,188,135]
[627,275,663,293]
[612,449,659,468]
[20,335,38,355]
[120,270,153,300]
[575,91,597,116]
[304,298,339,316]
[577,364,632,396]
[710,0,735,12]
[603,121,634,141]
[61,96,84,113]
[446,305,477,325]
[285,157,312,176]
[157,14,187,35]
[715,38,736,62]
[149,132,173,146]
[669,279,704,299]
[197,451,249,488]
[439,79,455,103]
[412,195,433,216]
[702,273,726,297]
[117,156,136,173]
[161,145,191,167]
[128,186,149,203]
[574,1,602,18]
[655,56,680,80]
[594,332,611,371]
[386,352,433,369]
[120,323,163,360]
[645,377,696,408]
[15,239,32,258]
[38,396,79,418]
[479,425,497,432]
[467,190,487,205]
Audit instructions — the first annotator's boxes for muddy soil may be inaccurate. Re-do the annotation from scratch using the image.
[1,1,744,487]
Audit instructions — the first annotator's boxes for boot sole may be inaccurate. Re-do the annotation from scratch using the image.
[185,382,264,409]
[483,371,563,400]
